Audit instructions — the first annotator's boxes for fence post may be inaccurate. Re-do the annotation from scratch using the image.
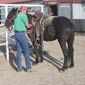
[6,31,9,61]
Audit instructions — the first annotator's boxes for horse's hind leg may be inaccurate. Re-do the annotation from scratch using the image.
[58,28,72,71]
[67,34,74,68]
[58,39,68,71]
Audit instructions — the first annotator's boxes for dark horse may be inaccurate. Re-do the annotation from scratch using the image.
[5,8,43,64]
[34,11,75,71]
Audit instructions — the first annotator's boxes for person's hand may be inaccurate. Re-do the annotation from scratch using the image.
[32,20,36,26]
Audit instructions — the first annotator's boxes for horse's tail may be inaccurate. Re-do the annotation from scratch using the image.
[68,23,75,46]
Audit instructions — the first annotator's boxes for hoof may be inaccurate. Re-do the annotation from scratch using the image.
[35,60,39,64]
[40,59,43,63]
[59,68,65,72]
[36,62,39,64]
[36,58,39,64]
[68,65,74,68]
[59,67,68,72]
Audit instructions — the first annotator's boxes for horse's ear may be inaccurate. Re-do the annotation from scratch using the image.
[16,7,18,10]
[11,8,18,14]
[12,8,15,11]
[12,7,18,11]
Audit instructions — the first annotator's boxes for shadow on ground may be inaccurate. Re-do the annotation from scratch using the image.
[0,44,64,72]
[43,51,63,71]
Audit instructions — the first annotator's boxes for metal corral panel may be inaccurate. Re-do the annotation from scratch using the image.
[72,19,85,32]
[58,4,72,18]
[73,4,85,19]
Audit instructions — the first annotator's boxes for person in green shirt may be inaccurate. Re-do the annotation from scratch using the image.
[14,6,33,72]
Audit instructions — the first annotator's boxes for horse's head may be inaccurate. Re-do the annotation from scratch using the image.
[5,8,18,29]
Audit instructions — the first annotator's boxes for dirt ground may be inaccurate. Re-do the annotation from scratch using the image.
[0,29,85,85]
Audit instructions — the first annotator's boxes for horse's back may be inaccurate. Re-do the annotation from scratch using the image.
[52,16,74,28]
[45,16,74,29]
[44,16,75,41]
[51,16,74,36]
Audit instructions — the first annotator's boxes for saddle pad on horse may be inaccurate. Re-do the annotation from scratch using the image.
[44,16,57,27]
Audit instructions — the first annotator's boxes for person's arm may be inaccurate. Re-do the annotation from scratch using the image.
[24,13,35,29]
[25,22,33,29]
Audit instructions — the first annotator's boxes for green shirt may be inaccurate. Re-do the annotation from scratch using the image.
[14,12,29,32]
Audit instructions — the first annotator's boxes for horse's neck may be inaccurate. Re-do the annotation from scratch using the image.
[26,14,32,23]
[13,12,19,20]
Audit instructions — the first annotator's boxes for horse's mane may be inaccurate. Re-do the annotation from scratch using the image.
[5,8,18,28]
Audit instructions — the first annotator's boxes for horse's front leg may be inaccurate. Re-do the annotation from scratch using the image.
[58,39,68,71]
[67,35,74,68]
[35,22,43,63]
[35,37,43,63]
[39,36,43,63]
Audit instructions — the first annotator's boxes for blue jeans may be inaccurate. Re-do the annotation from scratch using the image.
[15,32,31,70]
